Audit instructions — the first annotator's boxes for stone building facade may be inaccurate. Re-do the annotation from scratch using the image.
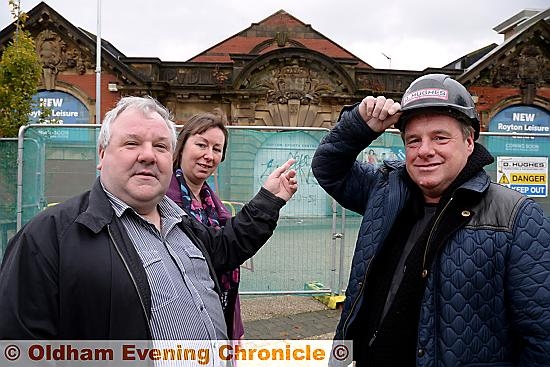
[1,3,547,130]
[0,3,548,211]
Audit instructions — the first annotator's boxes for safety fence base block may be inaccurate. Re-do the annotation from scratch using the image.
[304,281,345,310]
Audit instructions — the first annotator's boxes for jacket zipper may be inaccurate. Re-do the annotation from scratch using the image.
[421,195,462,362]
[421,197,453,272]
[108,225,152,338]
[369,196,455,348]
[342,259,371,339]
[368,330,378,347]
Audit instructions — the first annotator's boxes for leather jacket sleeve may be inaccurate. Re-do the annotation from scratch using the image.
[184,187,286,274]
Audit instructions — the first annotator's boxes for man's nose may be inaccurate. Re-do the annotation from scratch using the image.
[138,143,156,162]
[417,139,435,157]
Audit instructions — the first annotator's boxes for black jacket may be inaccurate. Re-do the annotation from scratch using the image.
[0,178,285,339]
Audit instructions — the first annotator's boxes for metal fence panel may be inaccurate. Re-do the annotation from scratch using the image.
[219,128,335,293]
[18,126,99,226]
[0,139,18,258]
[1,125,549,296]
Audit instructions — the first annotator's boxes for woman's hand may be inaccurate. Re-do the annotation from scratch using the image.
[262,159,298,202]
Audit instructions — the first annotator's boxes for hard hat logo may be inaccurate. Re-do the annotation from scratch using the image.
[396,73,481,140]
[402,88,449,106]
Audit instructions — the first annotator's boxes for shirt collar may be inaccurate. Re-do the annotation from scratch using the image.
[100,182,187,221]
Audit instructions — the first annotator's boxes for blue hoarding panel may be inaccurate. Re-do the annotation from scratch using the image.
[487,105,550,155]
[29,91,90,142]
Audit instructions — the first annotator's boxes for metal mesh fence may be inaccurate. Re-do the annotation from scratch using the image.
[219,128,334,292]
[21,126,99,223]
[0,124,549,295]
[0,139,17,258]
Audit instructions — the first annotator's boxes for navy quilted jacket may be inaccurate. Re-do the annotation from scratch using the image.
[312,106,550,366]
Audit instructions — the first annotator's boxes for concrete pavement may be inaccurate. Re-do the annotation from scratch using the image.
[240,295,341,340]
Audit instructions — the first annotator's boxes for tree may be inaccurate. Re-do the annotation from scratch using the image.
[0,0,42,138]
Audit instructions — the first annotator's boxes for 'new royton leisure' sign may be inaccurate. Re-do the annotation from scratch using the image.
[28,91,90,141]
[487,105,550,154]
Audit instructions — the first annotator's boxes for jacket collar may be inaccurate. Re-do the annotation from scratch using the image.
[455,169,491,195]
[384,160,405,170]
[75,177,115,234]
[385,143,493,198]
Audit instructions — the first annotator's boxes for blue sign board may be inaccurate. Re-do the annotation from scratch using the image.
[29,91,90,141]
[510,184,547,196]
[487,105,550,155]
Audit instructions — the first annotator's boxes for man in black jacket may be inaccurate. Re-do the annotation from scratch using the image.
[0,96,298,340]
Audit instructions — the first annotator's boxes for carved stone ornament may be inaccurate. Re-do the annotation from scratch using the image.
[36,30,92,89]
[483,44,548,88]
[247,60,338,105]
[163,67,225,86]
[212,66,230,87]
[518,45,547,87]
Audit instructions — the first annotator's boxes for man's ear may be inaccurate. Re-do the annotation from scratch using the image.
[97,146,105,170]
[466,134,475,155]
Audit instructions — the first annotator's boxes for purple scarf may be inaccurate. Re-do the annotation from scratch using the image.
[169,169,231,227]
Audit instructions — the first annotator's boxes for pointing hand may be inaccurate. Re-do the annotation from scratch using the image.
[262,159,298,202]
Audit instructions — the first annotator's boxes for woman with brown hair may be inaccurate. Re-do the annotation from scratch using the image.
[167,108,244,339]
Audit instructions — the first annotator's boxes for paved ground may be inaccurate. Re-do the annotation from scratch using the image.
[240,295,341,340]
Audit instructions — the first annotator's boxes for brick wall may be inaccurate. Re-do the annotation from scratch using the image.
[57,72,122,122]
[470,86,550,131]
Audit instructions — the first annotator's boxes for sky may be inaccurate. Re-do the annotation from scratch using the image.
[1,0,548,70]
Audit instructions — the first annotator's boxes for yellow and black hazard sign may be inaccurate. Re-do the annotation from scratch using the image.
[510,173,547,184]
[499,173,510,184]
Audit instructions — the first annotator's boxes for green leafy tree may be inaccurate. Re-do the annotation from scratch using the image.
[0,0,42,137]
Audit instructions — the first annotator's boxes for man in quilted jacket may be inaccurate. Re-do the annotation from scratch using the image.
[312,74,550,366]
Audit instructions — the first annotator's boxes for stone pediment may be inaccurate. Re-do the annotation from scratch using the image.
[0,2,145,89]
[460,16,550,89]
[189,9,371,68]
[477,38,549,89]
[235,49,355,104]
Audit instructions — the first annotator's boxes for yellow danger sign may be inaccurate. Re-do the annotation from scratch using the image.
[499,173,509,184]
[510,173,547,184]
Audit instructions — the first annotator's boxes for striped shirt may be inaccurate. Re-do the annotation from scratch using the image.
[103,187,227,341]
